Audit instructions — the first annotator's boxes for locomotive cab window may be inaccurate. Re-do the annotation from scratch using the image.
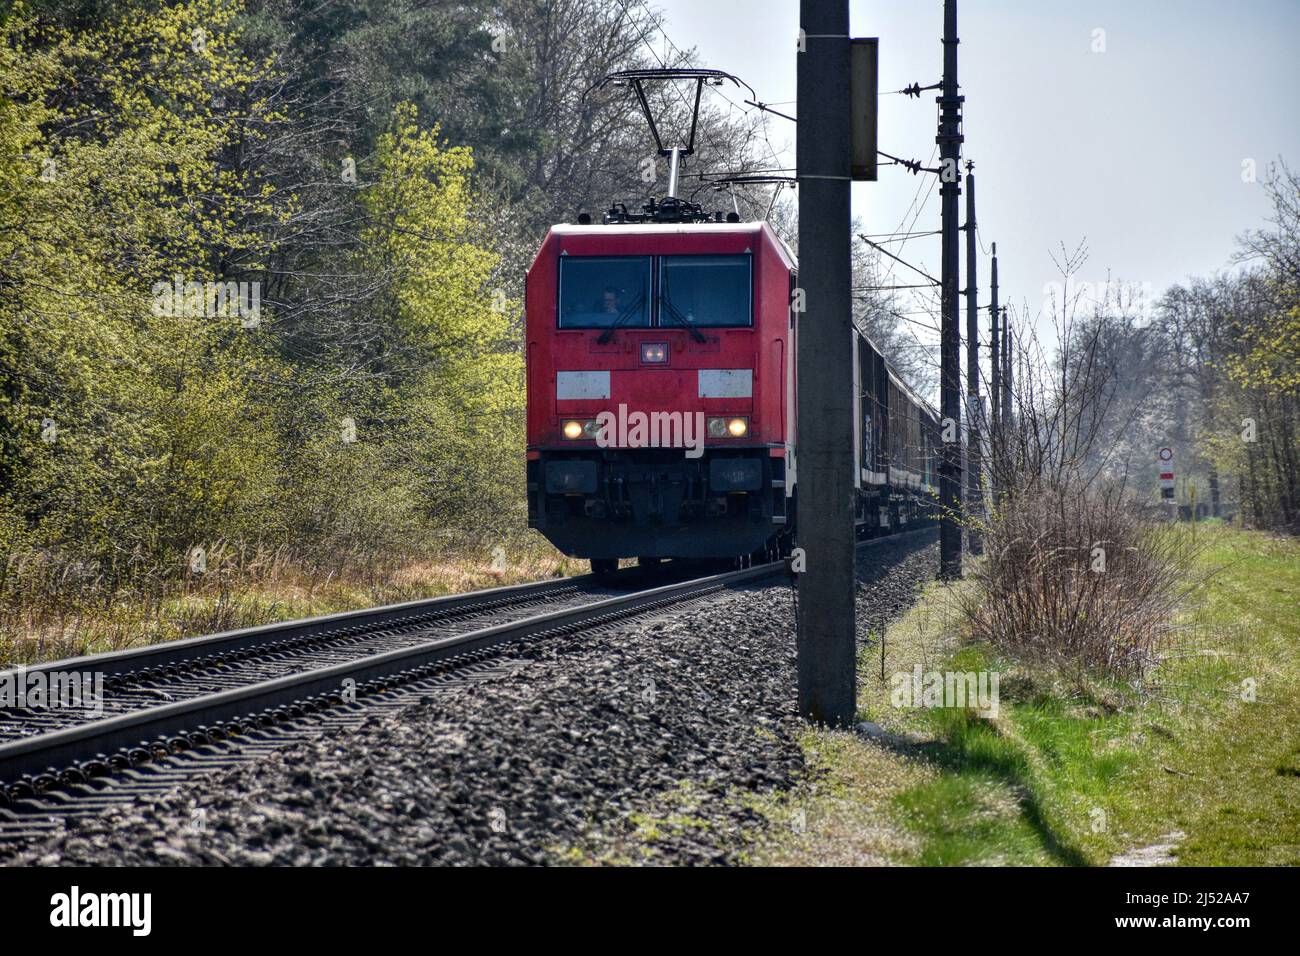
[558,256,651,329]
[659,254,752,328]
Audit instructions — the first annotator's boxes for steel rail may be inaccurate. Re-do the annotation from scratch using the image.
[1,573,602,685]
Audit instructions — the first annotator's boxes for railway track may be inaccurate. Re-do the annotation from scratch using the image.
[0,531,933,849]
[0,572,610,747]
[0,560,784,845]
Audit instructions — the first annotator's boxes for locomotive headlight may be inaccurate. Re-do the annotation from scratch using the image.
[561,419,603,440]
[640,342,668,364]
[707,416,749,438]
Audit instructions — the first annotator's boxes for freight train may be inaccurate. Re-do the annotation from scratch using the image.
[524,200,940,576]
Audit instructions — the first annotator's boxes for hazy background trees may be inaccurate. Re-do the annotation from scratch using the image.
[1032,165,1299,530]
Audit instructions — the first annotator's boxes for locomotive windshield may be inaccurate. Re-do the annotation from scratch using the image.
[660,254,752,328]
[558,253,752,330]
[558,256,651,328]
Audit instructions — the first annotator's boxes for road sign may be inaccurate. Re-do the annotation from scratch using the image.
[1158,447,1174,499]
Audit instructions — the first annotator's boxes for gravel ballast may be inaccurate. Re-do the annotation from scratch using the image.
[5,533,939,866]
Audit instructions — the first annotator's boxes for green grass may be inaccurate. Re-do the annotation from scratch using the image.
[1109,526,1300,865]
[890,686,1134,865]
[753,525,1300,866]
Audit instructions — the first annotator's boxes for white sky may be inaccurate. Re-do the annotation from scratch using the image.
[646,0,1300,393]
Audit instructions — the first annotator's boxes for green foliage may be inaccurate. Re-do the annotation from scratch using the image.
[0,1,529,636]
[0,0,286,581]
[1225,297,1300,396]
[360,104,525,528]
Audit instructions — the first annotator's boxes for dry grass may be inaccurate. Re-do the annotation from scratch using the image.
[746,727,933,866]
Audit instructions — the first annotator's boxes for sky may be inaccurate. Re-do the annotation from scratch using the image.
[644,0,1300,390]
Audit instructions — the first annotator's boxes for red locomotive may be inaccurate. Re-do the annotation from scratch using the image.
[525,70,938,576]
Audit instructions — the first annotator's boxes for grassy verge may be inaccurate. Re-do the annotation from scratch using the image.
[1,535,583,667]
[752,525,1300,866]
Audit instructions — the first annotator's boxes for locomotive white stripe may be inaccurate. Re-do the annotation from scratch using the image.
[556,370,611,400]
[698,369,752,398]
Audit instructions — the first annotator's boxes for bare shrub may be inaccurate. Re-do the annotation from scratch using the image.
[964,483,1200,682]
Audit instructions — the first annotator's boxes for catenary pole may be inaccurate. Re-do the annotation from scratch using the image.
[963,163,981,554]
[795,0,856,725]
[937,0,964,579]
[1002,307,1013,427]
[989,242,1001,497]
